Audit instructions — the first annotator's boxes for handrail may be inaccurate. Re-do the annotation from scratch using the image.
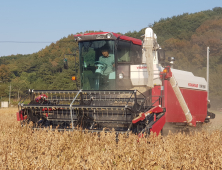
[70,89,82,130]
[151,96,163,106]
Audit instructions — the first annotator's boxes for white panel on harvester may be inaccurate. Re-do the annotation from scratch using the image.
[171,69,207,91]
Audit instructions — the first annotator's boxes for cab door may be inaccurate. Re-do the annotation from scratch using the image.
[116,40,142,90]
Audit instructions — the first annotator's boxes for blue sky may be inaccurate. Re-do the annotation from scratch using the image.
[0,0,221,57]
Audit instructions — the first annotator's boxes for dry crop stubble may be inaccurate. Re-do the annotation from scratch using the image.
[0,108,222,169]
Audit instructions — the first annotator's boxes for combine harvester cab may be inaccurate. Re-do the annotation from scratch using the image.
[17,28,214,135]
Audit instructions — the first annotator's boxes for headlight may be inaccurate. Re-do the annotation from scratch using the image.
[106,33,112,39]
[119,73,124,79]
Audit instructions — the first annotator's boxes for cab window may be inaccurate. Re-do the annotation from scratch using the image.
[117,41,131,63]
[117,40,142,64]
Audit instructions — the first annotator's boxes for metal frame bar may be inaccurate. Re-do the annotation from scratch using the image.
[70,89,82,130]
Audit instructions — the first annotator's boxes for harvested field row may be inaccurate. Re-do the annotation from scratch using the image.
[0,108,222,169]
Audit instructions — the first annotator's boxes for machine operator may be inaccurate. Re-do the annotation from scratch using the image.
[99,47,115,76]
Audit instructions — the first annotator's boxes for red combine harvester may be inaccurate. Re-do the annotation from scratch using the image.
[17,28,215,135]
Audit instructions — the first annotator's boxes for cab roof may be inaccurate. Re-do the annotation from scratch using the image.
[74,32,142,46]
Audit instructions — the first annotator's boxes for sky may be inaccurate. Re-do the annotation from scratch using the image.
[0,0,221,57]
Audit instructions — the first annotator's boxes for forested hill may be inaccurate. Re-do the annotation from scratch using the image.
[0,35,79,99]
[1,7,222,106]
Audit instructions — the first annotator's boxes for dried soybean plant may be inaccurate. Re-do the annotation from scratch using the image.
[0,108,222,169]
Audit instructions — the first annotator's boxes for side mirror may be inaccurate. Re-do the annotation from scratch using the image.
[157,49,165,62]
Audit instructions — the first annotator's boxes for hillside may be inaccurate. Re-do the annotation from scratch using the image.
[1,7,222,107]
[0,35,80,99]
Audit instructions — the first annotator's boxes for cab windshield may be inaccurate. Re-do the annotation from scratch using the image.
[79,40,116,90]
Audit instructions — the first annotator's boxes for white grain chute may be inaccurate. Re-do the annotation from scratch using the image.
[143,28,154,88]
[169,74,194,126]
